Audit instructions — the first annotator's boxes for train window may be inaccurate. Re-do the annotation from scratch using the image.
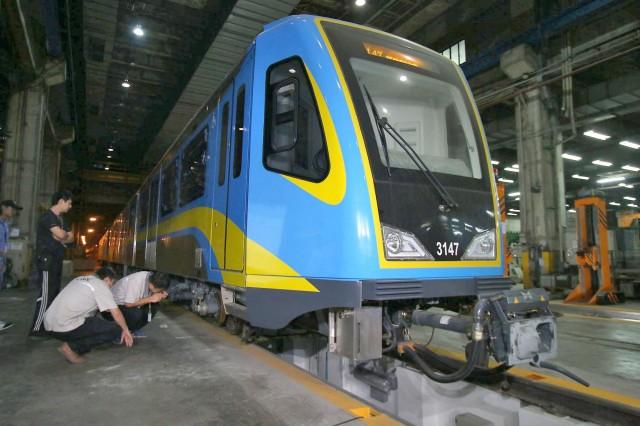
[264,58,328,182]
[138,186,149,229]
[233,86,246,178]
[149,177,159,230]
[218,102,230,186]
[181,128,208,205]
[161,157,178,216]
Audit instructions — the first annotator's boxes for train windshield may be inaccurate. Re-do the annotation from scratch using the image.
[322,21,497,262]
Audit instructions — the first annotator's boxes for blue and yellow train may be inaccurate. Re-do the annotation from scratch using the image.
[99,16,556,372]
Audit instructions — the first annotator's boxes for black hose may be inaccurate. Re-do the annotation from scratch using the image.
[402,299,491,383]
[405,339,483,383]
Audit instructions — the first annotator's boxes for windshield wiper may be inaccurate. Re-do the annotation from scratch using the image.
[380,117,458,211]
[362,84,391,177]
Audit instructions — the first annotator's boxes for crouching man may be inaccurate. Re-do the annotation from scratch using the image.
[44,267,133,364]
[110,271,169,334]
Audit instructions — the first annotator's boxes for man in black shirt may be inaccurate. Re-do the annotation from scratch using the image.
[30,190,74,335]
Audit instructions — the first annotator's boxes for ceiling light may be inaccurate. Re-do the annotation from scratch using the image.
[508,192,520,197]
[504,167,519,173]
[628,204,639,208]
[107,155,112,159]
[620,140,640,149]
[592,160,612,167]
[624,196,636,201]
[355,0,366,6]
[610,202,621,206]
[622,165,640,172]
[104,166,110,171]
[87,228,95,233]
[596,176,625,184]
[498,178,514,183]
[619,183,634,189]
[507,212,517,216]
[121,79,131,88]
[568,209,576,213]
[491,160,500,165]
[562,153,582,161]
[511,164,519,169]
[583,130,610,140]
[132,24,144,37]
[515,197,520,201]
[572,174,589,180]
[108,147,114,152]
[509,208,520,213]
[399,75,408,82]
[89,217,97,222]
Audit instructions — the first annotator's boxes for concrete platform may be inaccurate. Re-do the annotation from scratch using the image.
[0,288,395,426]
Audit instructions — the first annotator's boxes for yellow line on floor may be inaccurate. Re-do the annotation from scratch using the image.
[430,347,640,410]
[183,312,402,426]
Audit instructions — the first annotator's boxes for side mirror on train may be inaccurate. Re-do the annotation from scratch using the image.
[270,78,298,153]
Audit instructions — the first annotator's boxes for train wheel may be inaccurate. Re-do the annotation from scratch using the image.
[225,315,242,335]
[214,290,226,326]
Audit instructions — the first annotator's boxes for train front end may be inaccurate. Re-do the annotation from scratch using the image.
[314,19,557,373]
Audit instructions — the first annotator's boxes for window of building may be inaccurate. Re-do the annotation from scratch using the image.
[161,158,178,216]
[233,86,246,178]
[181,128,208,205]
[218,103,230,186]
[441,40,466,65]
[264,57,329,182]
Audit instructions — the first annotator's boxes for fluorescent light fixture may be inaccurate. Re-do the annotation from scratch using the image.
[568,209,576,213]
[507,212,518,216]
[498,178,514,183]
[583,130,610,140]
[355,0,366,6]
[491,160,500,165]
[509,208,520,213]
[620,140,640,149]
[628,204,639,208]
[107,147,114,152]
[107,155,112,159]
[121,79,131,88]
[592,160,612,167]
[619,183,634,189]
[622,165,640,172]
[572,174,589,180]
[399,75,408,82]
[508,192,520,197]
[87,228,95,233]
[81,235,87,246]
[504,167,519,173]
[511,164,519,169]
[624,196,636,201]
[596,176,625,184]
[515,197,520,201]
[609,202,621,206]
[132,24,144,37]
[562,153,582,161]
[104,166,110,171]
[89,217,97,222]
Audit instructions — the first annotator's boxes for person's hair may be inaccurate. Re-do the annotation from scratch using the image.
[96,266,118,281]
[149,272,170,290]
[51,189,73,206]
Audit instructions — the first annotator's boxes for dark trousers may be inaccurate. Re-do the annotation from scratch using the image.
[50,316,121,354]
[30,256,63,333]
[104,304,156,331]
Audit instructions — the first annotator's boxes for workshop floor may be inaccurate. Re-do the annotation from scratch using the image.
[0,287,379,426]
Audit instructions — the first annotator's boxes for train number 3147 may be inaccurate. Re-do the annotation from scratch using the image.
[436,241,459,256]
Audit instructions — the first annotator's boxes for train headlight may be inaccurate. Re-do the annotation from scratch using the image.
[461,230,496,260]
[382,224,434,260]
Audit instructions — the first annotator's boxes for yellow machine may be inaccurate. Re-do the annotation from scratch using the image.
[497,183,512,277]
[565,197,618,305]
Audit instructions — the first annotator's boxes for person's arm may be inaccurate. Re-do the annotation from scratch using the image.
[124,291,167,308]
[109,307,134,347]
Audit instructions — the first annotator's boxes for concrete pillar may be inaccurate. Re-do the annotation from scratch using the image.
[1,85,48,241]
[37,140,61,209]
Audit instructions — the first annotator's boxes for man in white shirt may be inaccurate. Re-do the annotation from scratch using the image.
[110,271,169,333]
[44,267,134,364]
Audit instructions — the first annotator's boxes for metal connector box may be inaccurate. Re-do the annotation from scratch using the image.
[330,307,382,362]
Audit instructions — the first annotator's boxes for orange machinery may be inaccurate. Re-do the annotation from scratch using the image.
[497,182,512,277]
[564,197,618,304]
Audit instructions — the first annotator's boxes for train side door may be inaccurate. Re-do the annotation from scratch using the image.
[210,85,234,270]
[225,55,253,273]
[134,185,149,268]
[145,176,159,269]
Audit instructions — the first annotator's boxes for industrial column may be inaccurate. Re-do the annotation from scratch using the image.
[501,45,565,287]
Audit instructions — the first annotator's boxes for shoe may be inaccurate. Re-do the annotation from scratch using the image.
[131,330,146,338]
[0,321,14,332]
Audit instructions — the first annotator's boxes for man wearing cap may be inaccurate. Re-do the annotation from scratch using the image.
[0,199,22,332]
[44,266,134,364]
[30,190,75,335]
